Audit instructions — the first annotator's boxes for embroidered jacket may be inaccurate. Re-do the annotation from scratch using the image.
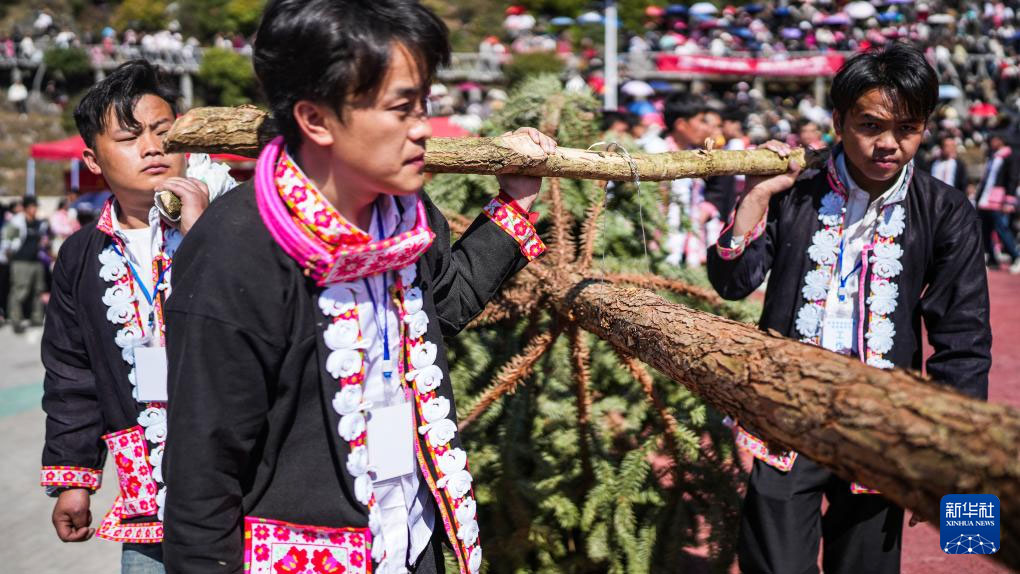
[707,168,991,399]
[41,199,179,543]
[162,181,543,574]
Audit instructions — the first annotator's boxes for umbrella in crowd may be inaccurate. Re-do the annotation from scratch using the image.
[781,27,804,39]
[645,6,665,18]
[821,13,852,26]
[577,11,603,25]
[627,99,657,116]
[846,1,878,19]
[666,4,688,16]
[550,16,574,26]
[689,2,719,16]
[621,80,655,98]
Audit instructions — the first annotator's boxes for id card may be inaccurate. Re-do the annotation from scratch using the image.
[366,402,415,482]
[135,347,169,402]
[821,300,855,354]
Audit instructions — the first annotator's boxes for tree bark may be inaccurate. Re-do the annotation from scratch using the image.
[164,105,826,181]
[550,275,1020,571]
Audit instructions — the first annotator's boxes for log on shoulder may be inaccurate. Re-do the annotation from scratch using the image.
[164,105,827,181]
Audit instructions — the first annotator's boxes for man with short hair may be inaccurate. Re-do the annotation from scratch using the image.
[3,196,49,332]
[708,43,991,574]
[930,135,969,193]
[645,93,715,266]
[39,59,225,573]
[976,132,1020,272]
[162,2,555,573]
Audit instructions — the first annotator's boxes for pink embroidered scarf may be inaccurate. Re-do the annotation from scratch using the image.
[255,136,436,285]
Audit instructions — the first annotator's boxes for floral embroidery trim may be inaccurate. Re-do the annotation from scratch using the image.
[95,197,175,527]
[244,516,370,574]
[734,426,797,472]
[96,497,163,544]
[482,197,546,261]
[320,264,481,574]
[737,156,911,494]
[256,137,436,286]
[850,482,880,495]
[102,426,160,518]
[275,150,372,246]
[714,207,768,261]
[40,466,103,490]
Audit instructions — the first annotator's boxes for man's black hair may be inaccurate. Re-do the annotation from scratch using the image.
[830,42,938,127]
[663,92,707,132]
[721,107,747,125]
[73,60,179,150]
[254,0,451,150]
[22,196,37,208]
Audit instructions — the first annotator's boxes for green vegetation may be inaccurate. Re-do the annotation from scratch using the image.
[197,46,255,106]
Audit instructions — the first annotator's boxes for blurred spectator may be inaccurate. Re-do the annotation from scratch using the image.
[931,135,970,193]
[7,76,27,116]
[2,197,50,333]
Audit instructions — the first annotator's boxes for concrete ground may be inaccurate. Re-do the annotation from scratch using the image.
[0,325,119,573]
[0,271,1016,573]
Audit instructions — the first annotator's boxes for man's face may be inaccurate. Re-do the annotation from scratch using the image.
[82,94,185,199]
[835,88,925,192]
[321,43,432,197]
[799,123,821,146]
[672,112,714,148]
[722,119,742,139]
[24,204,37,219]
[941,138,957,158]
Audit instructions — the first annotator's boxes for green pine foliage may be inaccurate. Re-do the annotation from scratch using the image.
[426,75,761,573]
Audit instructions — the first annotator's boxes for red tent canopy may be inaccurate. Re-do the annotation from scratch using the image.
[29,135,252,163]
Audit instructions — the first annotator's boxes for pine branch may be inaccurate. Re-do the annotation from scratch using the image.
[612,345,687,465]
[547,177,577,266]
[569,326,595,484]
[458,327,561,430]
[578,181,609,271]
[602,273,724,308]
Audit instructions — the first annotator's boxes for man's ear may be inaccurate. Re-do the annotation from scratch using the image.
[832,111,843,137]
[292,101,336,148]
[81,148,102,176]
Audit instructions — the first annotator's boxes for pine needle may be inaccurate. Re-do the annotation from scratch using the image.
[578,181,609,271]
[459,327,562,430]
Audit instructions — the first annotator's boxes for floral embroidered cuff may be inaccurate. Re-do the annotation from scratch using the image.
[483,196,546,261]
[41,466,103,491]
[715,208,768,261]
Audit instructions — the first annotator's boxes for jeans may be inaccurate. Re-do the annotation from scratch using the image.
[981,210,1020,263]
[122,543,165,574]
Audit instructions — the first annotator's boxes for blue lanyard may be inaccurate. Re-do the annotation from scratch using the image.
[835,238,863,302]
[361,206,393,380]
[111,243,170,307]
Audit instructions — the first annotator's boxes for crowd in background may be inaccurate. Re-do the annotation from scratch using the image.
[2,3,1020,331]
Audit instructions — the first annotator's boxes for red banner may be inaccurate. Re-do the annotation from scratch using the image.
[655,54,845,78]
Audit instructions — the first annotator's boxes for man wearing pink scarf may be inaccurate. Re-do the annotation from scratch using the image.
[161,2,555,574]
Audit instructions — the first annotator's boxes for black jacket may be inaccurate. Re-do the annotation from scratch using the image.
[162,181,534,573]
[707,168,991,399]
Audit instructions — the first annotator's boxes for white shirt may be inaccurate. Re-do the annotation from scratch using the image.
[931,158,958,187]
[357,196,435,570]
[823,154,908,354]
[111,205,160,341]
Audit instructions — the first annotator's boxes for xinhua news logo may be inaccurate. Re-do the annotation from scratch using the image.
[940,494,999,555]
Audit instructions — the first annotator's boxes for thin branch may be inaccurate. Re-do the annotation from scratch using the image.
[458,327,561,431]
[578,181,609,272]
[569,326,595,482]
[547,177,576,265]
[612,344,686,465]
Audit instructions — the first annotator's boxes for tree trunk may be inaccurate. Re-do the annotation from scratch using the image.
[164,105,826,180]
[551,275,1020,571]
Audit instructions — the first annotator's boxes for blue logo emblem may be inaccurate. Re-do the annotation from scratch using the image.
[940,494,999,555]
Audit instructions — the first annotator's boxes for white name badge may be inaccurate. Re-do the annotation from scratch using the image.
[134,346,169,402]
[821,316,854,354]
[366,401,415,482]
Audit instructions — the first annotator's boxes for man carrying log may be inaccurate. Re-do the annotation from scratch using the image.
[160,1,555,573]
[707,43,991,574]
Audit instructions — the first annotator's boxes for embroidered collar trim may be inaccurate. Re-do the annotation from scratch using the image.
[255,136,436,285]
[797,151,911,369]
